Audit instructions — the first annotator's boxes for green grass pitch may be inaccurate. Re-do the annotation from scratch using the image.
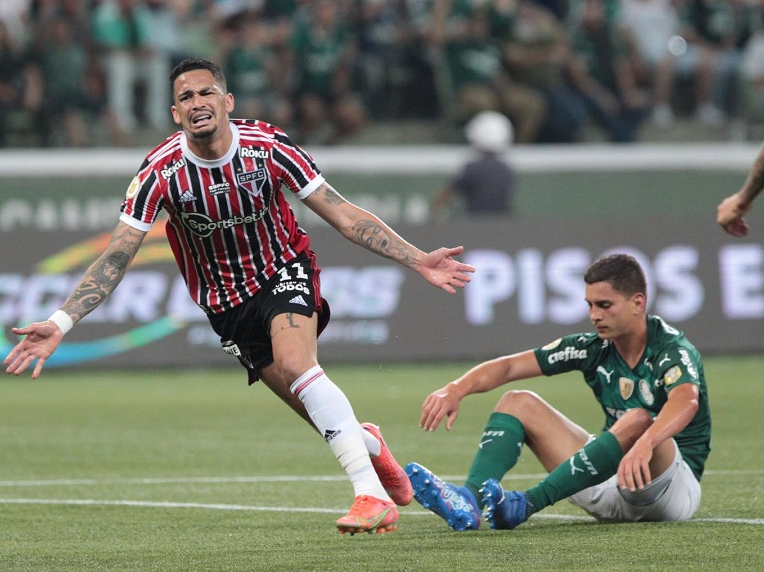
[1,356,763,571]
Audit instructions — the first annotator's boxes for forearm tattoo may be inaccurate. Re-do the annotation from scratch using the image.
[60,223,142,322]
[320,184,346,206]
[352,220,417,267]
[63,251,131,320]
[746,154,764,200]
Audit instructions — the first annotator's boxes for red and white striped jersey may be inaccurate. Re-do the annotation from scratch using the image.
[120,120,325,314]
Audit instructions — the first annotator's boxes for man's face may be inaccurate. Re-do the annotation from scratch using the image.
[585,280,644,340]
[171,69,234,141]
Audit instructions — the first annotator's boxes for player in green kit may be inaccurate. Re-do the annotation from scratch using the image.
[406,253,711,530]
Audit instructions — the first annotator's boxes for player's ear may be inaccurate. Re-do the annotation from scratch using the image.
[226,93,235,114]
[171,105,181,125]
[631,292,646,314]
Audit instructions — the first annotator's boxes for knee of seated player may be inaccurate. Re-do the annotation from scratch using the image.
[494,389,545,420]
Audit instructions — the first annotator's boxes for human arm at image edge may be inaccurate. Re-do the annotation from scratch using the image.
[3,220,147,378]
[717,142,764,236]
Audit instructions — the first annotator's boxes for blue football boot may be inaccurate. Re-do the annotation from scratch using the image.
[481,478,528,530]
[405,462,481,531]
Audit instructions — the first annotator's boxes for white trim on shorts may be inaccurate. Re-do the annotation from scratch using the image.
[567,439,701,522]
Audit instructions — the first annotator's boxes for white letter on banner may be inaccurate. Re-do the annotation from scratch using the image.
[464,250,515,325]
[547,248,589,324]
[719,244,764,318]
[654,246,703,321]
[108,271,167,322]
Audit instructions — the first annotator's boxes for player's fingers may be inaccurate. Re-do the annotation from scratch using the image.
[420,398,442,431]
[444,409,459,431]
[32,358,46,379]
[7,353,34,376]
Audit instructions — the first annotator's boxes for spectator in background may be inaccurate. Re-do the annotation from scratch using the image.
[679,0,754,128]
[355,0,410,120]
[618,0,719,130]
[222,15,293,128]
[0,0,32,48]
[431,110,515,219]
[288,0,367,145]
[566,0,649,142]
[91,0,172,137]
[739,7,764,130]
[0,20,33,147]
[500,0,586,143]
[32,15,124,146]
[438,3,546,143]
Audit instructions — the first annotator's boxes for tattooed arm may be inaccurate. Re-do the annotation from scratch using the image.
[4,221,147,378]
[717,142,764,237]
[303,182,474,293]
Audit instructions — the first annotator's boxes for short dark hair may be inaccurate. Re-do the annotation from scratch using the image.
[169,58,227,92]
[584,254,647,297]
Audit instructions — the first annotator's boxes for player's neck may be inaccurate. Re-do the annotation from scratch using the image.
[613,323,648,370]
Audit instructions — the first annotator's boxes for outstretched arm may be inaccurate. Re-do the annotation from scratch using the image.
[304,182,475,293]
[420,350,543,431]
[717,143,764,236]
[4,221,147,378]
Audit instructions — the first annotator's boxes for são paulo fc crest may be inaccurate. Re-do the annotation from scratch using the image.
[236,168,267,198]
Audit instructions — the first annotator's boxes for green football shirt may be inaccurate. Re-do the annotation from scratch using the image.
[534,315,711,480]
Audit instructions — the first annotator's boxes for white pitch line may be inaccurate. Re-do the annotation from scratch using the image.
[0,469,760,488]
[0,498,762,525]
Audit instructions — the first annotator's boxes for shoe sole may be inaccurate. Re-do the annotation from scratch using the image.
[406,463,479,531]
[337,522,398,535]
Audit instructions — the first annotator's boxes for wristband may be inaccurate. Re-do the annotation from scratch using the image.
[48,310,74,335]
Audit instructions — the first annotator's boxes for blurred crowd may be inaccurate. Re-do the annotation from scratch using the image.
[2,0,764,148]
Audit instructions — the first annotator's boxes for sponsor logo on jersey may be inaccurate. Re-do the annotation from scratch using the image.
[546,345,587,364]
[236,168,267,198]
[160,158,186,180]
[597,366,614,384]
[289,294,308,306]
[638,379,655,405]
[542,338,562,350]
[221,340,241,357]
[271,280,310,296]
[619,376,635,400]
[180,210,267,237]
[658,353,671,367]
[241,147,269,159]
[179,189,195,203]
[664,365,682,386]
[208,182,230,196]
[678,348,698,378]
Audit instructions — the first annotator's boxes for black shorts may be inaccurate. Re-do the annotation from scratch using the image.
[207,252,331,383]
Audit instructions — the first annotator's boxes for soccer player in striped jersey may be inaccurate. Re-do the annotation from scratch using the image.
[4,58,475,535]
[406,254,710,531]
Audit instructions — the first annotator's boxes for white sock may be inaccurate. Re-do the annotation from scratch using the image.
[290,365,389,500]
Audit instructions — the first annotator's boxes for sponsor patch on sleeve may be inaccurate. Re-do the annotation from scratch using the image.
[542,338,562,351]
[664,365,682,386]
[126,176,141,199]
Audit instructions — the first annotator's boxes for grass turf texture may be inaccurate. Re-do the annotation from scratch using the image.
[1,356,763,571]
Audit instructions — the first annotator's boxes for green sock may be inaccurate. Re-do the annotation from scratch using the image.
[464,412,526,506]
[526,430,623,515]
